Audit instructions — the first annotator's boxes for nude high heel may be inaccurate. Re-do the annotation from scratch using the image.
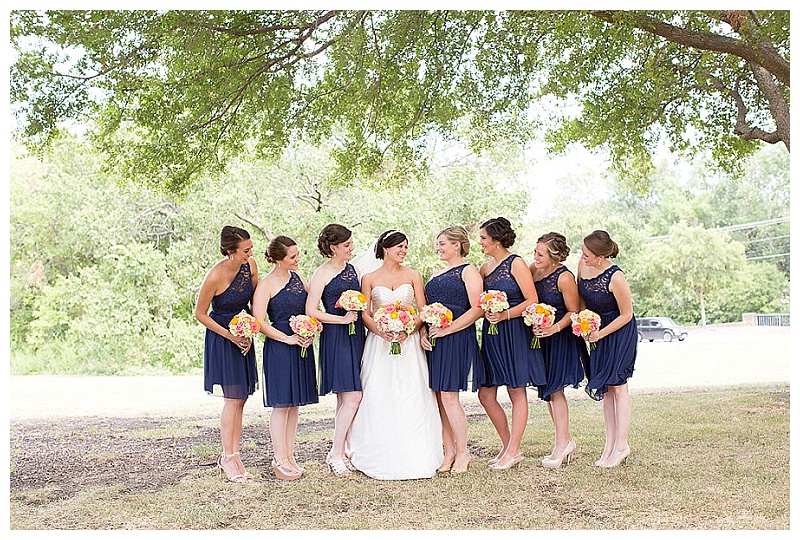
[489,453,523,470]
[541,439,576,469]
[598,446,630,468]
[217,453,246,483]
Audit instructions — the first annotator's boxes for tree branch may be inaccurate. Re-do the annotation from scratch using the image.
[590,10,789,86]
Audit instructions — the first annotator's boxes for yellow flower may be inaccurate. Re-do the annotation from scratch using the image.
[390,312,399,319]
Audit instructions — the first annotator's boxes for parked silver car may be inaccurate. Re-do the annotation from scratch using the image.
[636,317,688,342]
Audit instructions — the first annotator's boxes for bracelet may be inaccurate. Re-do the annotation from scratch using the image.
[507,311,510,320]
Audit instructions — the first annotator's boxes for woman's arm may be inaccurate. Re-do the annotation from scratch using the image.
[430,265,484,337]
[253,278,306,346]
[305,266,357,325]
[541,270,580,338]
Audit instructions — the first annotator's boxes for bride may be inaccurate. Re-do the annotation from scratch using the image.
[347,230,444,480]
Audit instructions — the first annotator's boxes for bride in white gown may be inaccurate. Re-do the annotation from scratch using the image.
[348,230,444,480]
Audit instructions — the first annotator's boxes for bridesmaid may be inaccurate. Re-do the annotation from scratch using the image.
[475,217,546,470]
[420,226,483,475]
[529,232,584,468]
[252,235,319,480]
[576,230,637,468]
[195,226,259,482]
[305,224,365,477]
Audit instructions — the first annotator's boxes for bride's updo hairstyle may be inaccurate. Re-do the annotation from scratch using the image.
[438,226,470,257]
[583,230,620,258]
[537,232,570,263]
[375,230,408,260]
[265,235,297,264]
[480,217,516,248]
[220,226,251,257]
[317,223,352,258]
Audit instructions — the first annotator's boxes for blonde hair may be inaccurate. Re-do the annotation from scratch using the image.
[537,232,570,263]
[437,226,470,257]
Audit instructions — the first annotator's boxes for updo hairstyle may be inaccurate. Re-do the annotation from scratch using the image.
[583,230,620,258]
[265,235,297,264]
[537,232,570,263]
[374,230,408,260]
[438,226,470,257]
[480,217,516,248]
[220,226,251,257]
[317,223,352,257]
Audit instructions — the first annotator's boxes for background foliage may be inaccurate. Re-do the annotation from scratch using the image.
[8,135,789,375]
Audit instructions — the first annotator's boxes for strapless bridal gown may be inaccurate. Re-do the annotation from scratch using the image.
[347,283,444,480]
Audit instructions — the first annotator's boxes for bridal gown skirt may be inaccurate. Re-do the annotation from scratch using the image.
[347,331,444,480]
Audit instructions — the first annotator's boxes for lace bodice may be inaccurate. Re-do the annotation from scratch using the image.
[321,263,361,315]
[534,266,572,316]
[483,254,525,308]
[371,283,415,312]
[578,265,622,315]
[268,272,308,327]
[425,264,470,319]
[211,263,253,315]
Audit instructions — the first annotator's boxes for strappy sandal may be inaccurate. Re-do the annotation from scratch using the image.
[229,451,254,479]
[217,453,246,483]
[325,452,351,476]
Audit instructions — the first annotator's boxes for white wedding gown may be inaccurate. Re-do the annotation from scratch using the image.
[347,283,444,480]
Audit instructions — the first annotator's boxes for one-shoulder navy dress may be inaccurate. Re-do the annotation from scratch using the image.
[534,266,585,401]
[318,263,365,395]
[203,263,259,399]
[475,254,546,389]
[577,265,637,401]
[262,272,320,408]
[424,264,480,392]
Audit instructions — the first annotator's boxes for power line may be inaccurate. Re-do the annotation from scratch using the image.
[747,252,790,261]
[646,216,790,242]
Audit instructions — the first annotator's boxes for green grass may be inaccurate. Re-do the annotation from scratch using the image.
[9,384,790,530]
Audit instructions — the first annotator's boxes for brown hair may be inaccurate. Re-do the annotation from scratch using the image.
[537,232,570,263]
[317,224,352,257]
[480,217,516,248]
[583,230,620,258]
[219,226,250,257]
[265,235,297,264]
[438,226,470,257]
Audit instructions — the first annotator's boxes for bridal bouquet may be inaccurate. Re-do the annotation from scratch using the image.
[478,290,510,335]
[289,314,322,358]
[228,310,260,355]
[570,309,602,351]
[522,303,557,349]
[334,289,368,335]
[373,300,416,355]
[419,302,453,347]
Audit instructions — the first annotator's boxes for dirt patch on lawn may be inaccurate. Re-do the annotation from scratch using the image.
[10,406,493,499]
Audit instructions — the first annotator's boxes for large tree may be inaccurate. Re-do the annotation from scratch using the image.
[10,10,789,193]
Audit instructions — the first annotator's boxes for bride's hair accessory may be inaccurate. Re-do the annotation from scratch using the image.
[375,230,407,259]
[352,229,408,277]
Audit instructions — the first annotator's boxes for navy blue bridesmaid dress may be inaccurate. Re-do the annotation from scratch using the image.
[203,263,259,399]
[533,266,585,401]
[577,265,637,401]
[318,263,365,395]
[262,272,320,408]
[424,264,480,392]
[475,254,546,389]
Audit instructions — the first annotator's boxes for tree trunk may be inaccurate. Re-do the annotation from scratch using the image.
[698,287,707,327]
